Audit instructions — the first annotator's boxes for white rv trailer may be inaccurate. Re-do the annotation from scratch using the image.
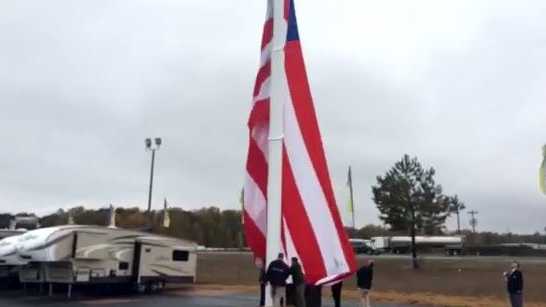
[16,225,197,294]
[0,229,25,240]
[0,234,27,279]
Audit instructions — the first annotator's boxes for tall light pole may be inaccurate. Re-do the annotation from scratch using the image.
[145,137,162,215]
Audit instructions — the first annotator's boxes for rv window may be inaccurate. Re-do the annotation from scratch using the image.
[119,262,129,270]
[172,250,189,261]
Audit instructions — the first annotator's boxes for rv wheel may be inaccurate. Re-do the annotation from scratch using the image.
[135,283,147,294]
[149,281,161,293]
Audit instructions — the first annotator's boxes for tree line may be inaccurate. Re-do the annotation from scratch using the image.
[1,154,542,252]
[0,207,243,248]
[1,207,543,249]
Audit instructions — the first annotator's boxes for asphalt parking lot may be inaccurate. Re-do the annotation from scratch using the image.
[0,290,418,307]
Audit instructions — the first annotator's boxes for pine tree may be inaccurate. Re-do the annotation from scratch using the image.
[372,154,454,269]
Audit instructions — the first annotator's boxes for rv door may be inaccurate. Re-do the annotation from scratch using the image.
[132,241,142,283]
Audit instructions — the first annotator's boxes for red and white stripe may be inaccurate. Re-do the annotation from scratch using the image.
[244,0,356,284]
[243,0,273,261]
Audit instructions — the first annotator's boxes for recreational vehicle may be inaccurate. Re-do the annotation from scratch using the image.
[16,225,197,295]
[0,229,25,240]
[0,234,26,279]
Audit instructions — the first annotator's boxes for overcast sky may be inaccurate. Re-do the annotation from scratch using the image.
[1,0,545,233]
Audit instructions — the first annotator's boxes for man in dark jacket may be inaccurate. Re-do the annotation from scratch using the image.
[266,253,290,307]
[504,261,524,307]
[289,257,305,307]
[356,260,374,307]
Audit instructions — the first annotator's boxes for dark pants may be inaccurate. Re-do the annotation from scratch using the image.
[305,284,322,307]
[286,284,295,305]
[260,283,266,306]
[509,293,523,307]
[331,282,342,307]
[294,284,306,307]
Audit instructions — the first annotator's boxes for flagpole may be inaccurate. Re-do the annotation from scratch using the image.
[348,166,355,229]
[540,144,546,196]
[265,0,287,305]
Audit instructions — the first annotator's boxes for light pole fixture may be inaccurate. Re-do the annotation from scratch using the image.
[145,137,162,214]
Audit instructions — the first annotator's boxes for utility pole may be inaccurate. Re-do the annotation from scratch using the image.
[468,210,478,233]
[456,209,461,234]
[145,137,162,226]
[410,202,418,269]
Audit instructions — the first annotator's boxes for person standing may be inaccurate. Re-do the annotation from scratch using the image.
[266,253,290,307]
[504,261,524,307]
[331,281,343,307]
[289,257,306,307]
[356,260,374,307]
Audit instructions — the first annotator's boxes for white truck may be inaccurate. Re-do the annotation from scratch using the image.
[349,239,380,255]
[371,236,464,256]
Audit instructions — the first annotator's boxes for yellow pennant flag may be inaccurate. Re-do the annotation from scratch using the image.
[240,188,245,225]
[538,145,546,194]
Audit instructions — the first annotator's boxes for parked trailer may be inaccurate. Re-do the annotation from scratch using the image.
[0,230,25,240]
[371,236,464,255]
[15,225,197,297]
[0,234,27,280]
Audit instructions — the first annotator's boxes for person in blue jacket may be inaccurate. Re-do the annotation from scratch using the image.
[504,261,524,307]
[356,259,374,307]
[266,253,290,307]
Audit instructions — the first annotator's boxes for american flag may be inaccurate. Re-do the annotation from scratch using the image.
[243,0,356,285]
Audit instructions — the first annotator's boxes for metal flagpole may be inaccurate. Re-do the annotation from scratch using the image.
[348,166,355,229]
[536,143,546,250]
[265,0,288,305]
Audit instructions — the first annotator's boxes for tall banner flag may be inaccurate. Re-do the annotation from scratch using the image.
[108,204,116,228]
[538,145,546,194]
[67,211,75,225]
[243,0,356,285]
[347,166,355,228]
[240,188,245,225]
[162,198,171,228]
